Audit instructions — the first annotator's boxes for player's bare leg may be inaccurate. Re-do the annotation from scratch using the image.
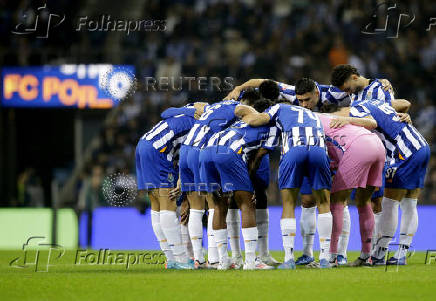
[187,191,206,266]
[277,188,298,270]
[312,188,333,268]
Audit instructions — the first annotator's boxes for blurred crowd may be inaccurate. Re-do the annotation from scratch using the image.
[2,0,435,205]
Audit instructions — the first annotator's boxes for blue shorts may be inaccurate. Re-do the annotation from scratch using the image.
[385,145,430,190]
[300,177,313,195]
[135,139,177,190]
[180,145,201,192]
[350,164,387,201]
[254,154,270,189]
[278,146,332,191]
[200,146,253,193]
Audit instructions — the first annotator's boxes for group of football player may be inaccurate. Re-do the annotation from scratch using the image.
[135,64,430,270]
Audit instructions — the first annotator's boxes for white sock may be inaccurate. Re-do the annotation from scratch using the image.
[375,197,399,259]
[338,205,350,257]
[280,218,296,262]
[226,209,241,259]
[242,227,258,264]
[207,209,219,263]
[188,209,205,263]
[372,212,382,252]
[160,210,188,263]
[300,206,316,257]
[180,224,193,259]
[395,198,418,259]
[151,210,175,262]
[317,212,333,261]
[214,229,229,264]
[256,209,269,257]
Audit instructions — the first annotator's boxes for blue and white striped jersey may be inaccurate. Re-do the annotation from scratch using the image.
[350,99,428,165]
[207,120,279,162]
[184,100,240,148]
[350,79,394,106]
[141,108,196,162]
[266,103,326,153]
[277,81,350,109]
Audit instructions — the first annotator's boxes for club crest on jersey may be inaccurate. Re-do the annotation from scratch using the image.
[167,173,174,183]
[365,92,372,100]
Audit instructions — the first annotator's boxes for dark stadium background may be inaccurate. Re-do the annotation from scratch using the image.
[0,0,435,213]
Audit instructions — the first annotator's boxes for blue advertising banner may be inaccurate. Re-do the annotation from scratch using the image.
[80,206,436,251]
[1,65,135,108]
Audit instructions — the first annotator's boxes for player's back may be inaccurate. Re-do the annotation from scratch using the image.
[184,100,239,148]
[141,113,196,160]
[351,99,427,163]
[207,120,278,161]
[266,103,325,152]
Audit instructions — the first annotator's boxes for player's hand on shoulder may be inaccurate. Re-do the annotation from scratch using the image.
[379,78,394,93]
[224,87,241,100]
[330,116,350,128]
[397,112,412,124]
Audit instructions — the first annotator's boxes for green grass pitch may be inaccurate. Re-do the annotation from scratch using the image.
[1,250,435,301]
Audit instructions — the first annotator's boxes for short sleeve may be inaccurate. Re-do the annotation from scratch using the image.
[350,104,371,118]
[265,104,280,120]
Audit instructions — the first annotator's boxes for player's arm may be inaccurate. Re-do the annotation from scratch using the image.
[241,112,271,127]
[391,99,411,113]
[160,102,208,119]
[330,116,378,130]
[224,79,268,100]
[235,104,258,118]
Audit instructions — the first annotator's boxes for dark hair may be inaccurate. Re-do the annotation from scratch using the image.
[330,64,360,87]
[259,80,279,101]
[319,103,339,113]
[240,87,261,105]
[295,78,316,95]
[253,98,274,112]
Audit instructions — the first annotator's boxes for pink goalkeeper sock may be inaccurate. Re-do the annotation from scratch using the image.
[358,203,375,254]
[330,202,344,254]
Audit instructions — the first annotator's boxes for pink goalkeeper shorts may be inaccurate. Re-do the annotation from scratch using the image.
[331,134,386,194]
